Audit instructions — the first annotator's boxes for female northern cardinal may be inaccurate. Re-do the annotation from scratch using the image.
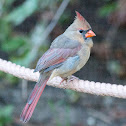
[20,11,96,123]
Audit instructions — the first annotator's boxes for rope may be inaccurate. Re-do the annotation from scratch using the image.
[0,58,126,99]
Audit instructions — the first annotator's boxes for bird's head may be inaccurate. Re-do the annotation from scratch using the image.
[64,11,96,47]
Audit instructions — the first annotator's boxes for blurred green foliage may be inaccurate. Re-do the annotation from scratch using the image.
[0,105,14,126]
[48,100,70,126]
[65,89,80,103]
[0,0,120,84]
[0,0,63,84]
[6,0,39,25]
[98,1,117,17]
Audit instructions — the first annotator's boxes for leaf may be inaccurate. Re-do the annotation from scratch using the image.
[10,46,34,67]
[0,106,13,117]
[0,19,11,42]
[98,2,117,17]
[5,74,19,84]
[59,12,70,25]
[0,105,13,126]
[65,89,80,103]
[5,0,39,25]
[1,36,28,52]
[107,60,122,75]
[4,0,15,7]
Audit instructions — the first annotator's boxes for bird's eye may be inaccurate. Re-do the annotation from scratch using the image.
[79,30,83,33]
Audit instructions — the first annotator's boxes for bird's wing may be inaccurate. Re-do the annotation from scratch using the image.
[34,46,81,72]
[50,34,80,49]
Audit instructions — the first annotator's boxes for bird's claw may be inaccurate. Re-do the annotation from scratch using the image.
[59,77,67,85]
[66,75,79,83]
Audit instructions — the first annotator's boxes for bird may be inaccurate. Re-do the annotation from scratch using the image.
[20,11,96,123]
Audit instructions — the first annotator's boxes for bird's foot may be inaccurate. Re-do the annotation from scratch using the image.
[59,77,67,85]
[60,76,79,85]
[67,75,79,83]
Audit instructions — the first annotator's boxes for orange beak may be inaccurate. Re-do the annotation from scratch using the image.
[85,30,96,38]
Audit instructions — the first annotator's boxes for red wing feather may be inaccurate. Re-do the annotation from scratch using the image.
[34,47,81,72]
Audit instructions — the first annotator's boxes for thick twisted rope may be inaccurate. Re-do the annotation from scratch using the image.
[0,58,126,99]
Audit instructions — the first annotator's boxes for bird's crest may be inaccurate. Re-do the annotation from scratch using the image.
[75,11,85,22]
[74,11,91,30]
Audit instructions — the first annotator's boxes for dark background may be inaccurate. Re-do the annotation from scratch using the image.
[0,0,126,126]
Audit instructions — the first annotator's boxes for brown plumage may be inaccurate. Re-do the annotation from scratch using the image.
[20,11,96,123]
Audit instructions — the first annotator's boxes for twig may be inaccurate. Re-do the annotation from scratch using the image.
[41,0,70,42]
[29,0,70,64]
[21,0,70,99]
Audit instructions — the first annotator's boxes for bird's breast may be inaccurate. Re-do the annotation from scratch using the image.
[76,45,91,71]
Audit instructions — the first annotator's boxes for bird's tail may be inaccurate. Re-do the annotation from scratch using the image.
[20,74,49,123]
